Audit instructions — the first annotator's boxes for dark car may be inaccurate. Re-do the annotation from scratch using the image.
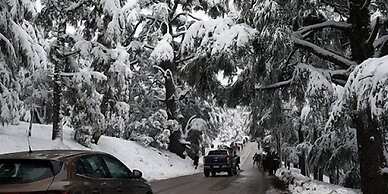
[203,149,238,177]
[0,150,153,194]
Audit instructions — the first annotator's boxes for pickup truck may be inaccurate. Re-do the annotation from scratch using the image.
[203,149,238,177]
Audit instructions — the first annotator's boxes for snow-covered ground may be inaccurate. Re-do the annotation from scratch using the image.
[276,168,361,194]
[0,122,201,181]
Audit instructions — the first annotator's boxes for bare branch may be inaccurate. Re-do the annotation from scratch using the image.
[172,13,202,23]
[296,21,351,38]
[279,48,298,69]
[256,79,293,90]
[173,31,186,38]
[367,17,380,46]
[175,55,196,64]
[374,35,388,48]
[144,44,155,50]
[153,65,167,77]
[129,60,138,66]
[63,50,80,57]
[332,78,347,86]
[129,20,143,39]
[293,35,357,68]
[361,0,371,10]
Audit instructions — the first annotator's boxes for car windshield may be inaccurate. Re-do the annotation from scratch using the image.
[0,160,57,184]
[208,150,228,155]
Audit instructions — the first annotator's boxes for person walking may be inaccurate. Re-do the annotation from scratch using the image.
[194,155,199,169]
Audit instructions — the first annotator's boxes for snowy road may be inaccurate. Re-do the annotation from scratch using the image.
[151,143,280,194]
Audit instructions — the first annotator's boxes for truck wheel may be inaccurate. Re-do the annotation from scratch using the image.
[204,169,210,177]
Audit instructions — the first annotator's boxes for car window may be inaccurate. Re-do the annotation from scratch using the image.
[0,160,57,184]
[101,155,130,179]
[76,155,109,178]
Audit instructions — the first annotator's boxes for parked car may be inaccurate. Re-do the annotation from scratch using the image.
[0,150,153,194]
[203,149,238,177]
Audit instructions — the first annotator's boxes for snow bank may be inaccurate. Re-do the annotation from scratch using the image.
[0,122,201,181]
[276,168,360,194]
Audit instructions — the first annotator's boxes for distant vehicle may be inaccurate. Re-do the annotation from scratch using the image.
[203,149,238,177]
[0,150,153,194]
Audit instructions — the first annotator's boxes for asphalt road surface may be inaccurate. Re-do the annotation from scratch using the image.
[151,142,279,194]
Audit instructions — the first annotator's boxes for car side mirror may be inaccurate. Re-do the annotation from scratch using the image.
[131,169,142,178]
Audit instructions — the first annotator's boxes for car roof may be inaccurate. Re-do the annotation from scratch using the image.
[0,150,106,161]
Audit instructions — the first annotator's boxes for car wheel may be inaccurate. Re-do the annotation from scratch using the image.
[204,169,210,177]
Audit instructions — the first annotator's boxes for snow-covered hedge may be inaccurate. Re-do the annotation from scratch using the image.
[276,168,360,194]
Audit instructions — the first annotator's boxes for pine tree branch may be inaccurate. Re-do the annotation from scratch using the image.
[292,35,357,68]
[65,0,89,12]
[0,32,16,61]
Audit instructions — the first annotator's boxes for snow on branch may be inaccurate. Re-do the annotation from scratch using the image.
[296,21,351,38]
[293,35,357,68]
[181,17,257,57]
[151,34,174,64]
[0,32,16,61]
[374,35,388,49]
[330,55,388,124]
[65,0,88,12]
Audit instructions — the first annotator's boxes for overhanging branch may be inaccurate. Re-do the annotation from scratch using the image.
[293,35,357,68]
[297,21,351,38]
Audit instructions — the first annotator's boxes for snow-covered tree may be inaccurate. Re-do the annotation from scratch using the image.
[0,0,47,125]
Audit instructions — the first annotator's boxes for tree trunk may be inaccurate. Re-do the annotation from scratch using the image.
[165,71,177,120]
[298,127,306,176]
[354,109,388,194]
[348,0,373,64]
[318,168,323,181]
[314,169,319,180]
[51,19,66,141]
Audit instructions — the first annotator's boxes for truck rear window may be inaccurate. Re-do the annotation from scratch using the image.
[0,159,61,184]
[208,150,228,155]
